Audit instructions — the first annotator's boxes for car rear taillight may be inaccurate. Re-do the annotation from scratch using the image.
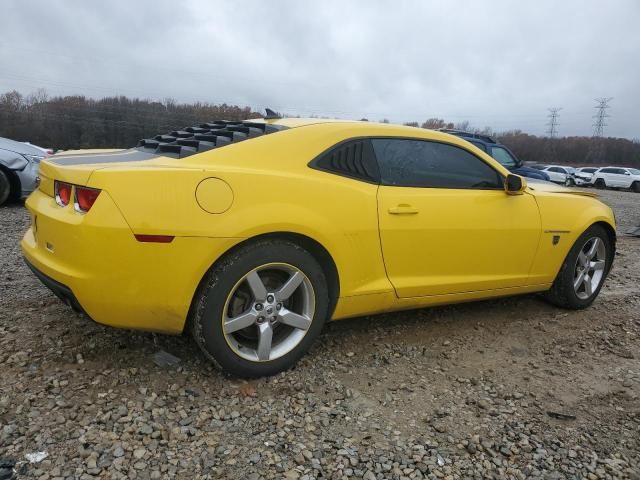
[54,181,72,207]
[74,186,101,213]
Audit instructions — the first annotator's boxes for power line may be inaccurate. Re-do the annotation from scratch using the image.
[592,97,612,137]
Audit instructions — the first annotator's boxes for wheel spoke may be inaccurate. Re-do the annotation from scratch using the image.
[587,238,600,259]
[279,308,312,330]
[591,259,606,272]
[224,311,257,334]
[577,251,588,267]
[574,271,585,290]
[276,271,304,301]
[246,271,268,301]
[583,275,593,297]
[256,322,273,361]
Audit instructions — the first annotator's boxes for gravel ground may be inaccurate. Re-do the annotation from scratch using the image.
[1,189,639,479]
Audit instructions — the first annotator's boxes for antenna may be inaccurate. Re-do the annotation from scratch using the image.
[264,108,281,120]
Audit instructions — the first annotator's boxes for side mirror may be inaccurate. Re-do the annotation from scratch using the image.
[505,174,526,195]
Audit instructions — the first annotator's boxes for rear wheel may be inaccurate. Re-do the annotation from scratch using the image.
[565,177,575,186]
[594,178,606,189]
[0,170,11,206]
[190,239,330,377]
[543,225,612,309]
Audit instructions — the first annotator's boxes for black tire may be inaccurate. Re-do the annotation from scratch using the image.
[190,239,330,377]
[543,224,613,309]
[632,181,640,193]
[594,178,606,189]
[565,177,575,187]
[0,169,11,206]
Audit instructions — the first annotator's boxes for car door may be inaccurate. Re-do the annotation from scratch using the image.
[546,167,565,183]
[374,138,541,298]
[615,168,632,187]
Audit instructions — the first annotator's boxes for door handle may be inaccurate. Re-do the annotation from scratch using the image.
[388,204,419,215]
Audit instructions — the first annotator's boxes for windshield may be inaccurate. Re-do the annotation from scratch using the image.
[566,167,576,173]
[489,146,518,168]
[629,168,640,175]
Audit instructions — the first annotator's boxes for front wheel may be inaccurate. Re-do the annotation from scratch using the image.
[543,225,612,309]
[632,181,640,193]
[190,239,330,377]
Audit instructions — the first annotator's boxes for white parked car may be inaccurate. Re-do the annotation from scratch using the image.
[539,165,576,186]
[574,167,599,186]
[23,142,54,155]
[592,167,640,192]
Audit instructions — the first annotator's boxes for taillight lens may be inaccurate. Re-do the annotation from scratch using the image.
[74,186,101,212]
[54,181,72,207]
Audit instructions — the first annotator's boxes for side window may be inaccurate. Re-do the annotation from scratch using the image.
[549,167,564,173]
[614,168,627,174]
[371,139,503,189]
[600,168,614,174]
[489,146,518,168]
[310,139,380,183]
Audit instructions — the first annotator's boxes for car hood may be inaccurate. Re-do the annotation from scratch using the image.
[512,166,549,180]
[526,179,599,198]
[0,136,47,156]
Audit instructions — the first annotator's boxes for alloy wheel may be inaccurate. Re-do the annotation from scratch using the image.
[221,263,315,362]
[573,237,606,300]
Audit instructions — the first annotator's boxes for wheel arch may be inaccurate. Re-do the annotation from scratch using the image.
[0,164,21,201]
[185,231,341,333]
[592,220,616,273]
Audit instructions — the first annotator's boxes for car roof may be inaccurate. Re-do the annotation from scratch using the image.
[0,136,45,156]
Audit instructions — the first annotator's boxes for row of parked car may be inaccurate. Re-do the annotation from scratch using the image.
[442,130,640,193]
[528,164,640,191]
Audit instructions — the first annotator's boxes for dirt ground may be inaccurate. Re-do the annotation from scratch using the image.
[1,188,639,479]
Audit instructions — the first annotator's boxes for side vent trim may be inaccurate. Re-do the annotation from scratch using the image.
[309,138,380,184]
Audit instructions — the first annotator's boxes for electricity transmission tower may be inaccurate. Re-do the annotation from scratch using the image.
[546,108,561,138]
[592,97,612,137]
[544,107,561,162]
[586,98,612,164]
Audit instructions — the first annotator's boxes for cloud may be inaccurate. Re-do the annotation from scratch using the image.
[1,0,639,137]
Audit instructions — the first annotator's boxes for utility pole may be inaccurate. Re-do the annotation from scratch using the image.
[544,107,561,163]
[586,98,612,164]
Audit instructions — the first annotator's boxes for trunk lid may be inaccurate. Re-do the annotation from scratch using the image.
[38,148,169,196]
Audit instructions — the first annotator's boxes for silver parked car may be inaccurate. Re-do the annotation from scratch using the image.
[0,137,47,206]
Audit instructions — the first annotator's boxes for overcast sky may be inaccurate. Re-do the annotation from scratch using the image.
[2,1,639,138]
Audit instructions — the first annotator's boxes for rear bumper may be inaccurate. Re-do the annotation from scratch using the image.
[24,257,87,315]
[21,189,240,334]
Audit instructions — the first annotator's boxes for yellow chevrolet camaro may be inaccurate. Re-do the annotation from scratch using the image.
[21,117,616,377]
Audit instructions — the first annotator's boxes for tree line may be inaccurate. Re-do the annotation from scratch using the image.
[0,90,638,167]
[0,89,261,150]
